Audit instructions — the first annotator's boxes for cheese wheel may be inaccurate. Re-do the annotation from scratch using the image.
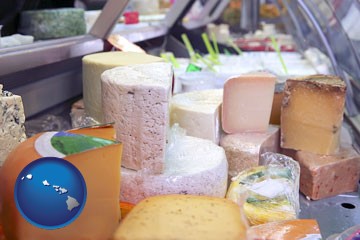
[0,85,26,167]
[102,62,173,174]
[113,195,248,240]
[0,126,122,240]
[170,89,223,144]
[82,52,164,122]
[18,8,86,40]
[120,135,228,204]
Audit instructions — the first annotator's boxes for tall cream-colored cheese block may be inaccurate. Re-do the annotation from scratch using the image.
[222,72,276,133]
[120,135,228,204]
[113,195,248,240]
[102,62,173,174]
[220,125,280,177]
[170,89,223,144]
[0,85,26,167]
[82,52,164,122]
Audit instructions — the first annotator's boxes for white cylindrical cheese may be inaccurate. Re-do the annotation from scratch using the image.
[120,135,228,204]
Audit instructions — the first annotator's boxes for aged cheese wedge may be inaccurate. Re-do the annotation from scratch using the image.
[82,51,164,122]
[220,125,280,177]
[120,134,228,204]
[294,145,360,200]
[0,126,122,240]
[0,85,26,167]
[247,219,322,240]
[170,89,223,144]
[102,62,173,174]
[281,75,346,155]
[222,72,276,133]
[113,195,248,240]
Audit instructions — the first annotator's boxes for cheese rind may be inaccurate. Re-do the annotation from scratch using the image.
[113,195,248,240]
[120,135,228,204]
[0,126,122,240]
[220,125,280,177]
[170,89,223,144]
[0,86,26,167]
[281,75,346,154]
[102,62,173,174]
[82,52,164,122]
[295,146,360,200]
[222,72,276,133]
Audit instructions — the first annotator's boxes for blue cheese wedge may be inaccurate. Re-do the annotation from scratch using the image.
[0,85,26,166]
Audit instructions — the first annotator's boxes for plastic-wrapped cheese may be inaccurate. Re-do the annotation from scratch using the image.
[83,52,164,122]
[120,126,228,204]
[227,152,300,226]
[102,62,173,174]
[18,8,86,40]
[0,85,26,167]
[220,125,280,177]
[170,89,223,144]
[0,125,122,240]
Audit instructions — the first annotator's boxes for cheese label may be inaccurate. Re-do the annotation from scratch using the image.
[35,131,117,158]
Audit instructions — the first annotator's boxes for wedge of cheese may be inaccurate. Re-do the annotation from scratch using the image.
[281,75,346,155]
[82,52,164,122]
[120,135,228,204]
[247,219,322,240]
[0,85,26,167]
[294,145,360,200]
[220,125,280,177]
[269,83,284,125]
[170,89,223,144]
[113,195,248,240]
[0,125,122,240]
[222,72,276,133]
[102,62,173,174]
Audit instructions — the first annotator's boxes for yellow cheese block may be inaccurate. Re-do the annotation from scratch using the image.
[281,75,346,155]
[0,125,122,240]
[113,194,248,240]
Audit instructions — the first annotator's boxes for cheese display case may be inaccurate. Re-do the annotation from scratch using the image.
[0,0,360,239]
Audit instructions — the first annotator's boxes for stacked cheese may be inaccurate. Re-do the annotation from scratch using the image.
[220,72,277,177]
[101,62,228,204]
[82,52,164,123]
[0,125,123,240]
[280,75,360,200]
[0,85,26,167]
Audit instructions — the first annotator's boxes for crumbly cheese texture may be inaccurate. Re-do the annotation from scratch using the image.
[281,75,346,154]
[247,219,321,240]
[113,195,248,240]
[120,135,228,204]
[222,72,276,133]
[18,8,86,40]
[295,145,360,200]
[0,85,26,167]
[82,52,164,122]
[0,126,122,240]
[170,89,223,144]
[102,62,173,174]
[220,125,280,177]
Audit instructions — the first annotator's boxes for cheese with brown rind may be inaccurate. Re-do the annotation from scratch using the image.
[220,125,280,177]
[294,145,360,200]
[0,126,122,240]
[281,75,346,155]
[113,195,248,240]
